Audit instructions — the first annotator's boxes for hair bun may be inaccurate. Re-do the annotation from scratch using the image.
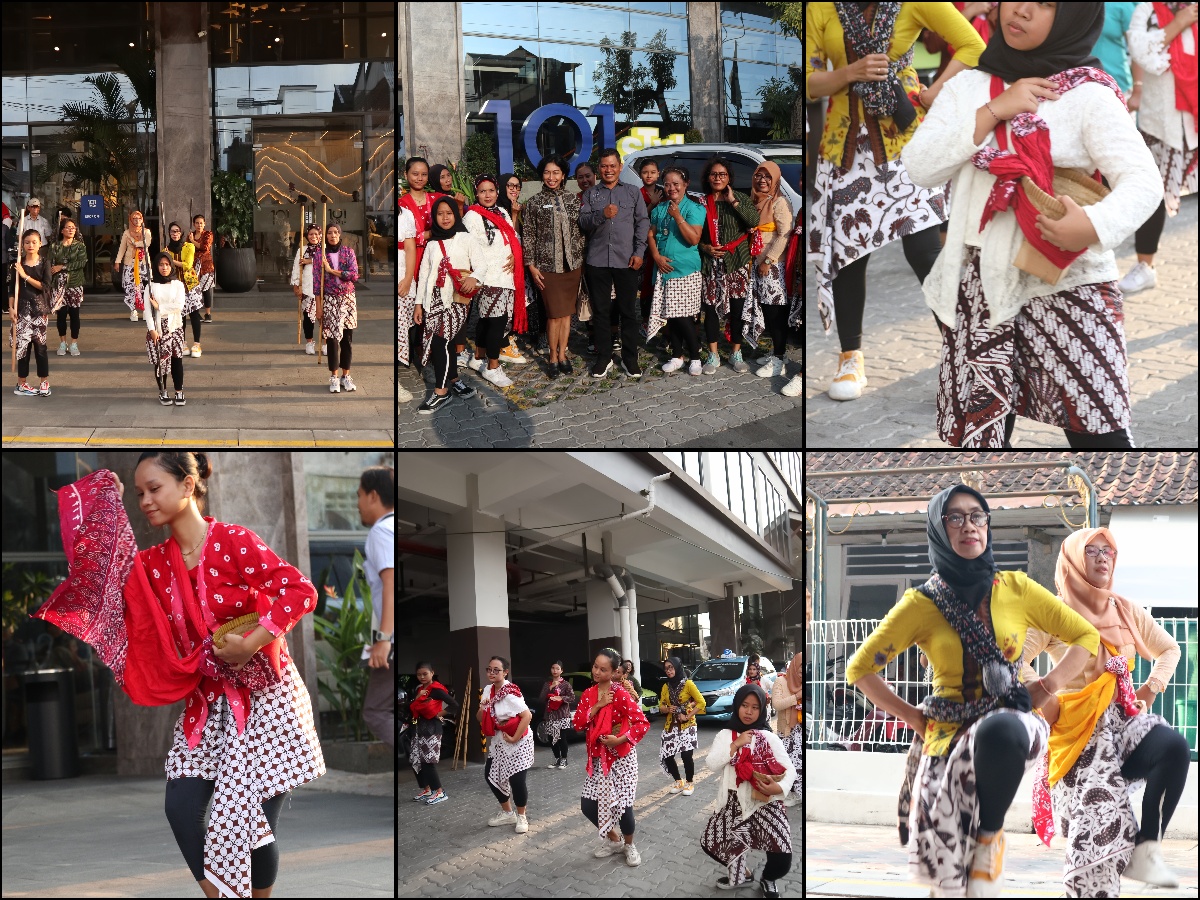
[194,452,213,480]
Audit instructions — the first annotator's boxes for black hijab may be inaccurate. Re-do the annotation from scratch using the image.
[151,251,177,284]
[167,222,183,256]
[428,195,467,241]
[927,485,997,607]
[977,2,1105,83]
[428,164,453,195]
[666,656,685,688]
[729,684,770,735]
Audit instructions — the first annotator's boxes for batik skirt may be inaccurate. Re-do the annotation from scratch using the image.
[581,751,639,839]
[1043,704,1167,898]
[780,723,803,800]
[808,125,946,334]
[121,255,151,313]
[646,270,704,340]
[906,709,1047,898]
[659,724,699,778]
[50,272,83,313]
[702,257,760,347]
[146,323,187,386]
[409,717,443,773]
[937,247,1131,448]
[541,709,572,746]
[11,311,48,363]
[485,729,535,801]
[476,284,515,320]
[182,282,205,317]
[1142,132,1198,217]
[321,291,357,345]
[701,790,793,887]
[165,658,325,899]
[419,294,470,367]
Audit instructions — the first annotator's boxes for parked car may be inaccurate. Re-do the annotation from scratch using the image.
[690,656,779,723]
[618,142,802,219]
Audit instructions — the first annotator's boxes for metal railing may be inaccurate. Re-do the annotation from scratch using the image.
[807,617,1199,759]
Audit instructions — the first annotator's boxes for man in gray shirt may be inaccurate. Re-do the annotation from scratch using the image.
[579,148,649,379]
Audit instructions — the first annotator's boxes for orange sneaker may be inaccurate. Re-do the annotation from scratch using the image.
[967,829,1005,897]
[827,350,867,401]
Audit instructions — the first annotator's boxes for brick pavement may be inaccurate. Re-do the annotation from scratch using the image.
[397,723,802,897]
[805,821,1198,898]
[804,195,1198,448]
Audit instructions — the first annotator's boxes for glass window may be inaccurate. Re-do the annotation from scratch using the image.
[726,28,776,66]
[537,4,631,46]
[304,451,392,533]
[462,2,540,39]
[721,1,779,32]
[208,3,391,64]
[723,58,790,143]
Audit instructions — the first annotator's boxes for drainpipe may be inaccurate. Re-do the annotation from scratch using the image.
[621,569,641,680]
[617,595,632,669]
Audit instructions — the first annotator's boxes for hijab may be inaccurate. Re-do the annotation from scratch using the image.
[927,485,997,606]
[1055,527,1153,662]
[729,683,770,735]
[977,2,1105,83]
[167,222,183,256]
[325,227,342,249]
[751,162,783,227]
[151,251,177,284]
[428,164,453,195]
[666,655,685,687]
[474,173,498,206]
[428,195,467,241]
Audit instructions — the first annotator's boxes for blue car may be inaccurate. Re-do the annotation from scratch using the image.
[691,656,778,723]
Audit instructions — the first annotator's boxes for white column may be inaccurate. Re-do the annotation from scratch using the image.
[447,479,508,630]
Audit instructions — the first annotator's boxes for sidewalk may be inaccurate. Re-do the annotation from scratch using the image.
[398,724,802,897]
[805,821,1198,898]
[3,289,394,448]
[804,194,1199,448]
[0,771,395,897]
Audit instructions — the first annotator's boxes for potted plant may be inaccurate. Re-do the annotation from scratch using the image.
[210,168,257,292]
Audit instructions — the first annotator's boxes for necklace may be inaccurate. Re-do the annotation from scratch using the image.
[180,522,209,558]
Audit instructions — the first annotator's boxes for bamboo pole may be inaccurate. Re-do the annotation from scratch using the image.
[11,209,26,373]
[453,666,472,770]
[316,203,325,364]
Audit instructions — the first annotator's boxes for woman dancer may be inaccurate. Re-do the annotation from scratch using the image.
[572,648,650,867]
[114,209,152,322]
[647,166,706,376]
[50,219,87,357]
[34,453,324,898]
[701,684,795,898]
[396,205,417,402]
[399,157,444,378]
[902,1,1161,448]
[770,651,803,808]
[539,660,576,769]
[409,662,459,806]
[846,484,1100,897]
[1022,527,1187,896]
[10,229,52,397]
[290,224,322,356]
[659,656,706,796]
[748,162,795,380]
[317,224,359,394]
[189,215,215,324]
[806,2,985,400]
[145,252,189,406]
[619,659,642,700]
[463,174,525,388]
[698,158,758,375]
[1119,1,1198,294]
[165,222,204,358]
[478,655,534,834]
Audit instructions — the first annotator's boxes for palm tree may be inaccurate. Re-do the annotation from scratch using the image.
[47,74,141,213]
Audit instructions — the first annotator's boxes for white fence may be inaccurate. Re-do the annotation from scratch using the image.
[807,617,1199,757]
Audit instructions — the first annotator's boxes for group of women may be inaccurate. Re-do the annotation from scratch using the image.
[406,647,802,898]
[806,1,1197,448]
[847,483,1188,898]
[396,152,803,413]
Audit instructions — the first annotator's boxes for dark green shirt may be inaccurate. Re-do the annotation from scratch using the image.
[701,189,759,275]
[49,240,87,289]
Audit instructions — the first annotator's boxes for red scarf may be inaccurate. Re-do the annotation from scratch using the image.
[732,730,787,788]
[706,194,764,257]
[481,680,523,737]
[783,224,800,297]
[400,190,445,276]
[973,68,1119,270]
[1154,3,1200,121]
[467,204,527,333]
[584,684,628,777]
[546,677,567,710]
[409,679,447,720]
[435,239,478,301]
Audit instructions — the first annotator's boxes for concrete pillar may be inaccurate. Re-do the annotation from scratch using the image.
[155,4,213,238]
[709,594,738,660]
[446,475,510,762]
[687,2,724,142]
[586,578,620,666]
[399,2,466,167]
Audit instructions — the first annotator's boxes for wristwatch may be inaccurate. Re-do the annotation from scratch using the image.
[371,629,392,643]
[1146,677,1164,695]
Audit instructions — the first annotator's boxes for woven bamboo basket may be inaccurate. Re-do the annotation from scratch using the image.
[213,613,260,649]
[1015,168,1111,285]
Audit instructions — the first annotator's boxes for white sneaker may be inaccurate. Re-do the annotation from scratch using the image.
[190,344,201,358]
[623,842,641,867]
[514,814,529,834]
[781,373,802,397]
[482,366,513,388]
[398,384,413,403]
[329,375,340,393]
[456,348,472,368]
[130,309,140,321]
[756,356,786,378]
[340,374,357,392]
[57,341,67,356]
[181,344,191,357]
[828,350,867,401]
[687,359,702,376]
[1118,261,1157,295]
[487,809,517,827]
[1122,839,1178,888]
[669,779,684,794]
[662,357,684,373]
[467,356,486,373]
[594,837,625,858]
[682,782,695,796]
[69,342,80,356]
[305,340,316,355]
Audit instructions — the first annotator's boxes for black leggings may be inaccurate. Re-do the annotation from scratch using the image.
[156,357,184,392]
[1134,199,1168,256]
[476,315,506,361]
[668,316,701,361]
[484,758,528,808]
[1121,724,1190,842]
[662,749,695,782]
[763,305,790,359]
[428,334,458,391]
[1002,412,1135,449]
[415,760,442,793]
[56,306,80,340]
[973,713,1031,832]
[832,224,942,352]
[552,734,569,761]
[581,797,635,836]
[302,313,314,341]
[164,777,287,889]
[703,296,746,346]
[762,851,793,881]
[202,285,213,311]
[326,328,352,373]
[17,338,48,380]
[189,309,203,344]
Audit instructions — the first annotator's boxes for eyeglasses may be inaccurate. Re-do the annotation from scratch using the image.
[506,183,520,189]
[709,172,730,179]
[485,667,504,674]
[1084,546,1116,560]
[943,511,990,528]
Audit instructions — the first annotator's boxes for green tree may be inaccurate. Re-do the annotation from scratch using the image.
[595,29,679,130]
[758,67,803,140]
[766,2,803,140]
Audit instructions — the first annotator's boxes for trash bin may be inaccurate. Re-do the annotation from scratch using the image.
[24,668,79,779]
